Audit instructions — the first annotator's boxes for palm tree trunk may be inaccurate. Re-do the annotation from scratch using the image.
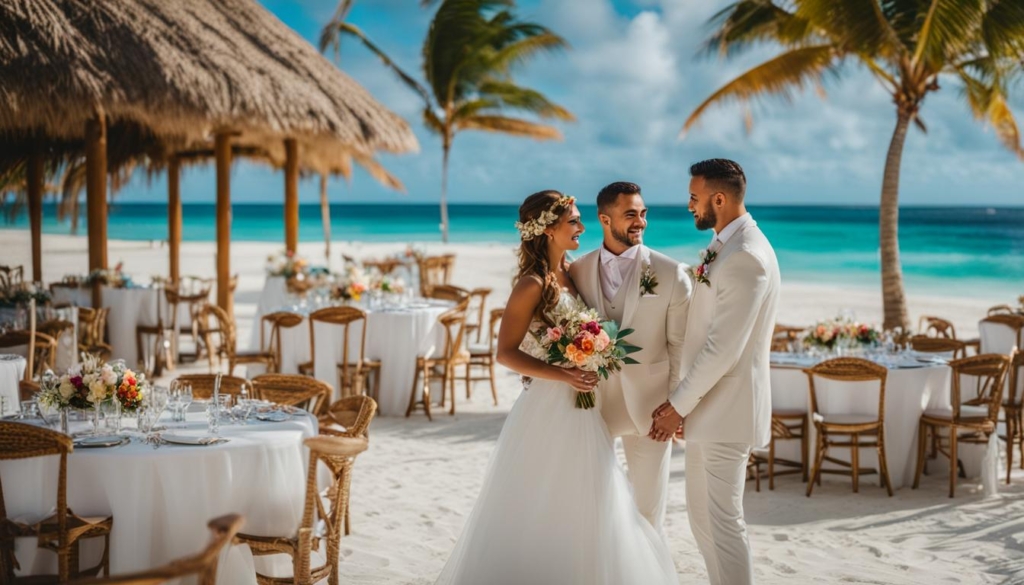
[440,142,451,244]
[879,111,911,331]
[320,173,331,264]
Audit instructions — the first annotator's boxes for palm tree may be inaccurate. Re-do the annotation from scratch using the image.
[423,0,574,242]
[682,0,1024,330]
[323,0,574,243]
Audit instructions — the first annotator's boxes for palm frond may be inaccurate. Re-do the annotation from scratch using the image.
[351,153,406,191]
[318,0,356,55]
[702,0,817,57]
[326,21,433,106]
[980,0,1024,61]
[484,32,568,76]
[910,0,985,73]
[682,44,841,136]
[423,107,446,135]
[957,66,1024,159]
[477,81,574,120]
[455,115,563,140]
[797,0,906,58]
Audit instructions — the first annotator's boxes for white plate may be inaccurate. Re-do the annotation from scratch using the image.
[74,435,128,448]
[161,433,228,446]
[255,410,292,422]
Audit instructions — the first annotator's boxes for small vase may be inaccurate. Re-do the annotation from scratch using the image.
[92,401,102,435]
[60,408,69,435]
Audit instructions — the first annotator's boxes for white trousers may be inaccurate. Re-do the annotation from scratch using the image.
[602,384,672,530]
[685,441,754,585]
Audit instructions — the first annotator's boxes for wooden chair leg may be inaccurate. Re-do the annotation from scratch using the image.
[800,417,809,482]
[851,432,860,494]
[422,363,433,421]
[767,436,776,491]
[877,431,894,497]
[406,365,420,418]
[949,428,958,498]
[807,431,825,497]
[1008,414,1015,485]
[465,363,472,399]
[448,365,457,416]
[913,421,927,489]
[488,360,498,406]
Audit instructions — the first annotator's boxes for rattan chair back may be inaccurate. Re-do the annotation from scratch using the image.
[69,514,243,585]
[909,335,966,359]
[260,311,304,368]
[0,265,23,289]
[486,308,505,352]
[0,330,57,379]
[362,258,402,275]
[771,324,803,352]
[949,354,1009,424]
[426,284,470,305]
[988,304,1015,316]
[917,315,957,339]
[321,396,378,439]
[196,304,238,364]
[417,254,454,295]
[252,374,330,416]
[309,306,368,390]
[804,358,888,425]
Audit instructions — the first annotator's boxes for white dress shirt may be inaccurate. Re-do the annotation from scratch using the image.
[710,212,754,250]
[599,244,639,300]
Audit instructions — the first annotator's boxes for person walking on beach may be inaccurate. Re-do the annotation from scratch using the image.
[650,158,780,585]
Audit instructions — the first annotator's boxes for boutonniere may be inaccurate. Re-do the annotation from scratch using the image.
[690,248,718,286]
[639,263,659,296]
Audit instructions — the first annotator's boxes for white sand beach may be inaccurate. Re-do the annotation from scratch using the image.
[4,231,1024,584]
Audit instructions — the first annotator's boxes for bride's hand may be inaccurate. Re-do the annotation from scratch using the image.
[562,368,599,392]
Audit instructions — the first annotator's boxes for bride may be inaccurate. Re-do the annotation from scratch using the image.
[434,190,678,584]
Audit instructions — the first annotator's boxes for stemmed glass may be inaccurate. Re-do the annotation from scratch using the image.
[169,381,193,423]
[235,383,255,424]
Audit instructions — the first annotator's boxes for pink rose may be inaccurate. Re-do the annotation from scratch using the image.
[696,265,706,276]
[594,330,611,352]
[546,327,563,342]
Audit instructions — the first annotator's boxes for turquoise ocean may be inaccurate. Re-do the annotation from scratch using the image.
[5,203,1023,297]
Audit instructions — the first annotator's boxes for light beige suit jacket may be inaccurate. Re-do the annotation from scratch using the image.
[669,220,780,447]
[570,245,692,434]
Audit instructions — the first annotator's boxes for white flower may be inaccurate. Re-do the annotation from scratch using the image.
[88,379,108,403]
[59,379,76,400]
[100,365,117,386]
[67,362,82,377]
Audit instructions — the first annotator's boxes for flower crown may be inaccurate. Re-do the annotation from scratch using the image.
[515,195,576,241]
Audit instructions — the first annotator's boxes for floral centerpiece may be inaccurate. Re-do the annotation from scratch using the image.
[0,282,51,308]
[38,353,148,414]
[266,250,309,278]
[524,296,641,409]
[803,317,882,350]
[331,264,369,302]
[370,273,405,295]
[86,262,130,287]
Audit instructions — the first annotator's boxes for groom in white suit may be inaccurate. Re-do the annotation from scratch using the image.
[569,182,692,530]
[650,159,780,585]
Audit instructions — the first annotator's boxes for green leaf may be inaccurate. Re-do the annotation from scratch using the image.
[617,328,635,339]
[623,357,640,365]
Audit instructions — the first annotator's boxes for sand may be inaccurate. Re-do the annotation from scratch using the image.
[4,231,1024,584]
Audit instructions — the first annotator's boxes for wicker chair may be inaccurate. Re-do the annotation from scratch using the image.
[362,258,402,275]
[417,254,454,296]
[77,307,113,360]
[804,358,893,497]
[407,308,470,419]
[464,287,492,343]
[197,304,274,376]
[319,396,378,535]
[1001,351,1024,484]
[0,330,57,380]
[0,422,113,582]
[169,277,214,363]
[19,380,40,402]
[0,265,23,289]
[235,436,369,585]
[170,374,250,401]
[908,335,966,360]
[464,308,504,407]
[425,284,470,305]
[913,354,1010,497]
[988,304,1016,316]
[751,410,808,491]
[69,514,242,585]
[306,307,381,400]
[771,324,804,353]
[257,311,305,374]
[917,315,957,339]
[251,374,330,417]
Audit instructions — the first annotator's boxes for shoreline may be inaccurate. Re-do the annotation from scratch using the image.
[2,232,1010,339]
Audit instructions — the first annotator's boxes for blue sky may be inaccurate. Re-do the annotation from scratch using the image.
[124,0,1024,206]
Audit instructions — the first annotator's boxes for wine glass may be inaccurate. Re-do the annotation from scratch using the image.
[177,383,193,423]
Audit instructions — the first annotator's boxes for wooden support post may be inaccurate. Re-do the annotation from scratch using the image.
[86,113,108,308]
[215,133,233,316]
[284,138,299,254]
[27,149,44,283]
[168,156,182,285]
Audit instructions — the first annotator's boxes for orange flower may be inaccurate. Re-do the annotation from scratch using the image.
[579,337,595,354]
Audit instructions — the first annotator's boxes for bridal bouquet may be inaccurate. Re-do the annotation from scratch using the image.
[528,296,641,409]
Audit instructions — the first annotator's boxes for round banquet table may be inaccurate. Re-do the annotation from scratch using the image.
[1,407,318,583]
[48,284,161,369]
[769,352,993,488]
[261,300,451,416]
[0,354,27,415]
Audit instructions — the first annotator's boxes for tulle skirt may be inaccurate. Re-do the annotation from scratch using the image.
[434,378,678,585]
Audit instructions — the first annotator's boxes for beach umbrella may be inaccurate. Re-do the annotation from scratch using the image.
[0,0,418,312]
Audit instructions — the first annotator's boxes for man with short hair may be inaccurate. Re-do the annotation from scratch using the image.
[649,158,780,585]
[569,181,692,531]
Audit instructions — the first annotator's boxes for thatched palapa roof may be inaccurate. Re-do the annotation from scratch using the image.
[0,0,418,177]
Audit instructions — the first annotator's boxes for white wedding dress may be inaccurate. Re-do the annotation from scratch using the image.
[435,293,678,585]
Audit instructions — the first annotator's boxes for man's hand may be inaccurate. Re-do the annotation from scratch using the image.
[648,401,683,443]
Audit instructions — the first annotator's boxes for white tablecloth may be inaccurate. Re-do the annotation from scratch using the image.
[249,277,291,351]
[979,319,1021,355]
[769,355,990,488]
[2,408,317,582]
[0,354,26,414]
[49,285,161,369]
[263,302,451,416]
